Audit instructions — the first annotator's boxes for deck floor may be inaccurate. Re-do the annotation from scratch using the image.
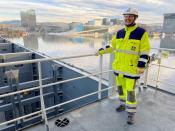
[25,87,175,131]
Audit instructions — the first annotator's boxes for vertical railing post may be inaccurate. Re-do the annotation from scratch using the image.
[108,53,114,97]
[156,52,162,88]
[143,65,149,89]
[98,55,103,100]
[38,62,49,131]
[156,58,161,88]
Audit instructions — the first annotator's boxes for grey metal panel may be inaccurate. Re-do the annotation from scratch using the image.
[41,61,55,80]
[11,43,29,53]
[0,91,57,111]
[61,66,108,112]
[0,39,6,43]
[0,44,12,54]
[0,77,53,94]
[0,112,5,123]
[1,53,33,83]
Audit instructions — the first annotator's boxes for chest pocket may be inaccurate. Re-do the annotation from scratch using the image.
[127,40,140,52]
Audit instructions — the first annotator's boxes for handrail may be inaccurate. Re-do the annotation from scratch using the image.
[0,47,175,68]
[0,53,96,67]
[151,47,175,52]
[150,79,175,87]
[150,63,175,70]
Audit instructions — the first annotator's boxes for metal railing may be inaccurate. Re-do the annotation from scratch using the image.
[0,52,114,131]
[142,48,175,91]
[0,46,175,131]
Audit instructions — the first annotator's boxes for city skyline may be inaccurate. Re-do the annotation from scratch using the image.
[0,0,175,24]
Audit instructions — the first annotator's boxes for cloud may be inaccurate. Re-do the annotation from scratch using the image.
[0,0,174,23]
[145,0,165,5]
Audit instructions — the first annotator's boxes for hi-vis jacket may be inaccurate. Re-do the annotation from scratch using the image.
[99,24,150,79]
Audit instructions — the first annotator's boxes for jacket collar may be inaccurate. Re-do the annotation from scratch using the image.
[124,24,137,32]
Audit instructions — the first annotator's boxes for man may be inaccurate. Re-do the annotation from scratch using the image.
[98,8,150,125]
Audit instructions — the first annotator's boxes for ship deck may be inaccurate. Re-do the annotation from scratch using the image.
[26,87,175,131]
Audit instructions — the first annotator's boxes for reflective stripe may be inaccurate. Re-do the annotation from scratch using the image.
[126,108,136,113]
[115,49,139,55]
[118,86,123,95]
[139,58,148,63]
[127,91,136,102]
[126,104,137,108]
[140,52,149,55]
[114,70,140,78]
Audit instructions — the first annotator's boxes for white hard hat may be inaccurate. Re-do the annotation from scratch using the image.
[123,8,138,16]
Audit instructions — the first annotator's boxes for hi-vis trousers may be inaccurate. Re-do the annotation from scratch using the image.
[116,74,137,114]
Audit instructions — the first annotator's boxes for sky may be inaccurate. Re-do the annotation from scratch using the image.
[0,0,175,24]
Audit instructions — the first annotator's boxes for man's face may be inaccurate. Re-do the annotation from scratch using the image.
[123,14,136,26]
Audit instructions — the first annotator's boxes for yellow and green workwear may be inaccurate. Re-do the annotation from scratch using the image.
[99,24,150,114]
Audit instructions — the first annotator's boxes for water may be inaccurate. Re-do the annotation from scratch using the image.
[9,35,110,73]
[8,34,175,93]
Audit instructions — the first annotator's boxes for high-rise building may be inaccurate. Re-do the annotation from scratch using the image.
[102,18,110,25]
[110,18,117,25]
[20,9,36,31]
[163,13,175,33]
